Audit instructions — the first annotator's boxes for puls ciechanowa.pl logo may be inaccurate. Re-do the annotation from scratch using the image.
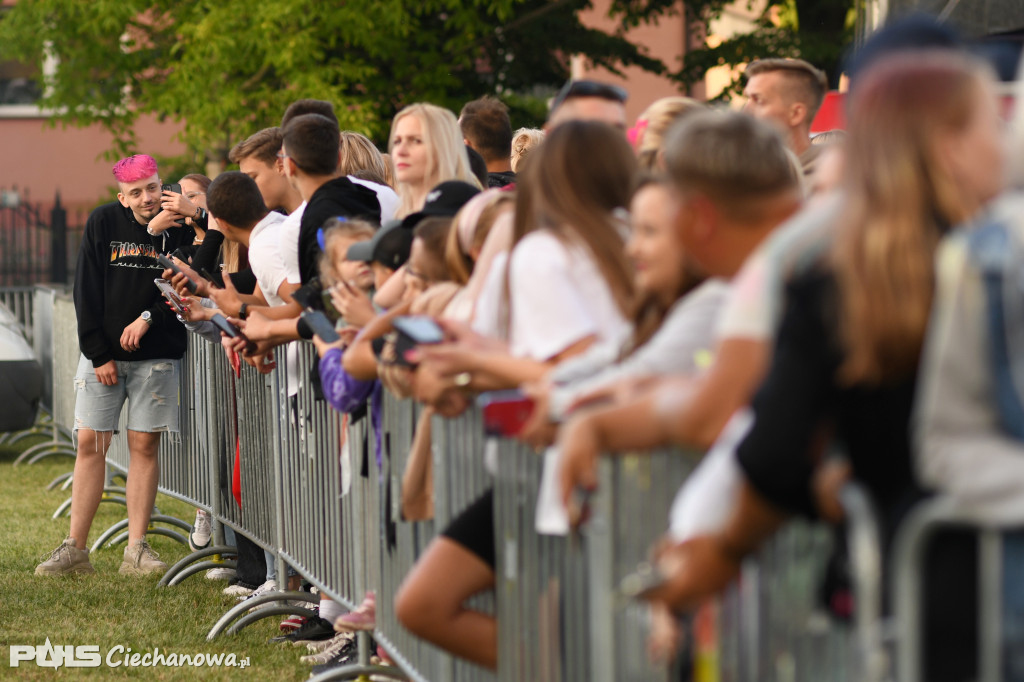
[9,638,251,669]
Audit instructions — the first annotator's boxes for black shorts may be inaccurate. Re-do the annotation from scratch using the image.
[440,487,495,570]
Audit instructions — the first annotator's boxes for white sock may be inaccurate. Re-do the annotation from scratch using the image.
[319,598,344,625]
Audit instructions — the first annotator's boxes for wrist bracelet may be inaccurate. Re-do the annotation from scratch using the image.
[239,302,249,320]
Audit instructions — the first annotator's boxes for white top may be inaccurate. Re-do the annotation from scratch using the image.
[349,177,399,224]
[508,231,630,361]
[504,230,631,536]
[248,211,289,307]
[281,201,306,285]
[549,278,728,419]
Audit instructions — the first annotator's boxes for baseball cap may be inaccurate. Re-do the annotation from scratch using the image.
[346,219,414,270]
[400,180,481,230]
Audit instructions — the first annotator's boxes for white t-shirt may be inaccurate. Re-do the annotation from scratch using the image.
[248,212,289,307]
[281,201,306,285]
[504,231,631,535]
[349,177,399,224]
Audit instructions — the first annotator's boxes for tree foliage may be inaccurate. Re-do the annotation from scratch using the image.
[678,0,854,99]
[0,0,677,164]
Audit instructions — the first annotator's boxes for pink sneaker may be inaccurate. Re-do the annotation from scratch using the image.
[333,600,375,632]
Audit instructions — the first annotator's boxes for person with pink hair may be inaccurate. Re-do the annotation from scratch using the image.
[36,153,195,578]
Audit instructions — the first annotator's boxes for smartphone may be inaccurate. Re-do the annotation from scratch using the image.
[477,390,536,438]
[161,183,182,195]
[392,315,444,346]
[618,562,670,600]
[156,254,199,294]
[301,310,340,343]
[210,313,256,355]
[154,278,188,317]
[196,267,220,289]
[289,282,320,311]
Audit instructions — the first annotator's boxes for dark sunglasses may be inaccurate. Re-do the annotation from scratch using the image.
[550,80,628,112]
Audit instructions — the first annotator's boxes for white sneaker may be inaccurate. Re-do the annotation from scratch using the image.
[236,573,276,606]
[205,567,236,581]
[188,509,211,551]
[300,632,353,664]
[222,583,255,597]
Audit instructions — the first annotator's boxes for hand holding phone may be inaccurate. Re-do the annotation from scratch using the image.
[154,278,188,319]
[157,254,199,294]
[211,313,256,355]
[302,310,340,343]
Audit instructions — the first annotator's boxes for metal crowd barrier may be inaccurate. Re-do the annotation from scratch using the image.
[0,284,36,344]
[892,497,1024,682]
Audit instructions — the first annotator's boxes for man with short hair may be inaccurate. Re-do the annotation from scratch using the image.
[743,58,829,176]
[37,154,192,577]
[546,79,628,131]
[207,172,292,308]
[282,113,381,285]
[229,126,304,218]
[459,96,515,188]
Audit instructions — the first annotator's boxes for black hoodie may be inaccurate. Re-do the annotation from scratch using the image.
[74,202,191,367]
[298,176,382,284]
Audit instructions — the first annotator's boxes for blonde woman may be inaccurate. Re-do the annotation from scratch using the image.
[389,103,481,218]
[628,96,705,171]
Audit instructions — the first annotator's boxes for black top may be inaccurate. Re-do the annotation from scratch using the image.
[736,269,923,535]
[487,171,516,189]
[188,229,256,294]
[299,177,381,284]
[74,202,192,367]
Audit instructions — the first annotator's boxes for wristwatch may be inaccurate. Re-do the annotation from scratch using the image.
[239,303,249,320]
[141,310,154,326]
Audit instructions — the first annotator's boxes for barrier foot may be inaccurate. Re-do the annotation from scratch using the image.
[164,559,238,587]
[307,664,409,681]
[157,545,238,586]
[92,519,129,551]
[206,591,319,640]
[14,441,75,466]
[5,422,60,447]
[46,472,74,490]
[26,447,78,465]
[60,475,74,491]
[106,527,189,549]
[53,492,127,519]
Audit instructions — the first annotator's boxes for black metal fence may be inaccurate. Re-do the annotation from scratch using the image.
[0,188,86,287]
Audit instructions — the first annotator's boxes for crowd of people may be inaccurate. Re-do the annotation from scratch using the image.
[33,13,1024,681]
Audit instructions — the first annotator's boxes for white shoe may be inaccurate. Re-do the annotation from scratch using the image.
[205,567,236,581]
[188,509,211,551]
[222,583,255,597]
[300,632,353,664]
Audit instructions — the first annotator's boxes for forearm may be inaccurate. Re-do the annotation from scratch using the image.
[579,392,676,454]
[460,352,551,391]
[343,340,379,381]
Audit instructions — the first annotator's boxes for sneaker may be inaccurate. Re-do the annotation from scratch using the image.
[205,567,236,581]
[279,614,306,632]
[119,539,167,576]
[269,615,335,645]
[222,581,256,597]
[301,632,354,665]
[333,601,375,632]
[234,577,274,606]
[188,509,211,551]
[35,537,95,576]
[308,638,358,676]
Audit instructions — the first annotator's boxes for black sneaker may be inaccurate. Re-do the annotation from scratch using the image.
[309,637,358,676]
[268,615,335,645]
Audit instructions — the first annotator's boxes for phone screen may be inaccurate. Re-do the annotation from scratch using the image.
[392,316,444,345]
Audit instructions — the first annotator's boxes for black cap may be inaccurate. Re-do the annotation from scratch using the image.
[400,180,481,230]
[346,219,414,270]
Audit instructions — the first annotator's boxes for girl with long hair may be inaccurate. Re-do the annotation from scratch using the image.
[393,120,638,669]
[389,103,481,218]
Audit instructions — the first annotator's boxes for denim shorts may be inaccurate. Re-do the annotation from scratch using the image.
[73,354,181,433]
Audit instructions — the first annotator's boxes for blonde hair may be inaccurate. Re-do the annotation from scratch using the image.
[511,127,544,173]
[634,97,705,171]
[389,103,481,218]
[318,218,377,286]
[833,51,992,385]
[338,132,391,186]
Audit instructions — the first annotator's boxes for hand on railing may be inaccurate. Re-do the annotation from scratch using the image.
[815,458,852,523]
[557,412,601,522]
[518,380,558,449]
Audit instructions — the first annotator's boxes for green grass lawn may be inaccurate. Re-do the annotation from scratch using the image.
[0,434,312,680]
